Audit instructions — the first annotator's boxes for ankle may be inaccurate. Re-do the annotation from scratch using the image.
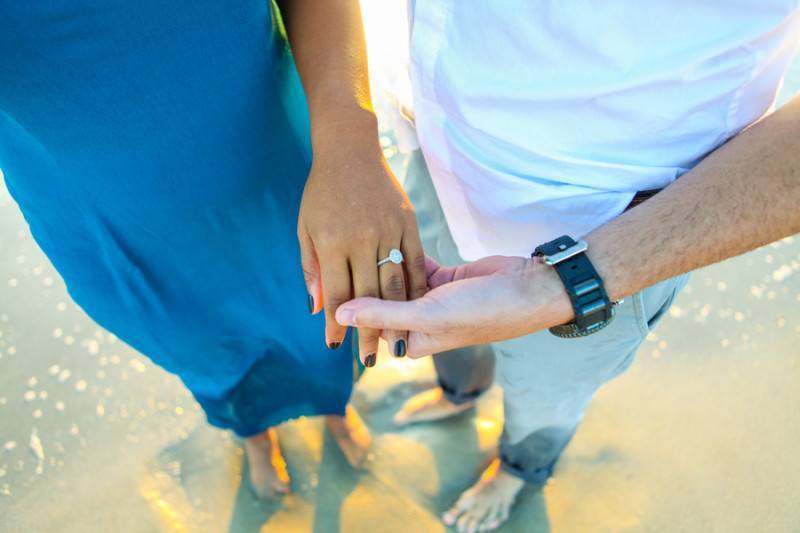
[481,458,524,486]
[244,428,277,451]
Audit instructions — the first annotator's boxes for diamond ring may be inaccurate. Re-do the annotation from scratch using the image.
[377,248,404,267]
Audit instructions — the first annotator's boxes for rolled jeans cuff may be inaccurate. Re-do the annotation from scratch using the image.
[438,377,488,405]
[499,456,557,487]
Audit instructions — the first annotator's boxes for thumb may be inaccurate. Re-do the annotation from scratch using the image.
[298,228,322,314]
[335,297,430,332]
[337,298,461,358]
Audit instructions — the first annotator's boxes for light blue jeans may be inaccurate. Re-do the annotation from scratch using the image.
[401,150,689,485]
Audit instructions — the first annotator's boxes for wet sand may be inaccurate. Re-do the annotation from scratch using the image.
[1,192,798,533]
[2,7,800,533]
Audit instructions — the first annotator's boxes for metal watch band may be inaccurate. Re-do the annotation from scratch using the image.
[533,235,614,337]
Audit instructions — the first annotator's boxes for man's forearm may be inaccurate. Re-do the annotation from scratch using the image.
[331,90,800,356]
[276,0,378,145]
[585,95,800,302]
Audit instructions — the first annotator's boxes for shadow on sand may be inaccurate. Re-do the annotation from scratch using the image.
[143,377,551,532]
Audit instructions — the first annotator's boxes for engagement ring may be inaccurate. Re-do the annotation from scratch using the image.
[377,248,404,267]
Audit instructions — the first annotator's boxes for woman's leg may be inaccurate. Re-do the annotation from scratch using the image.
[244,428,291,498]
[194,346,365,498]
[324,338,372,468]
[324,405,373,468]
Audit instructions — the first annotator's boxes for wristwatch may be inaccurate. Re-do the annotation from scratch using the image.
[533,235,616,338]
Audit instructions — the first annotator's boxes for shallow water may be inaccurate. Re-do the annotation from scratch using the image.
[2,6,800,533]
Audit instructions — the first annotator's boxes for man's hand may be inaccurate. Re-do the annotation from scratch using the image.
[298,123,426,363]
[336,92,800,360]
[334,255,573,358]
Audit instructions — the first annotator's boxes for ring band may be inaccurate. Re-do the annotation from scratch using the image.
[377,248,404,267]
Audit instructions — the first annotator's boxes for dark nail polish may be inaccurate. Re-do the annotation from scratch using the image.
[329,341,341,350]
[307,294,314,313]
[393,339,406,358]
[364,353,376,367]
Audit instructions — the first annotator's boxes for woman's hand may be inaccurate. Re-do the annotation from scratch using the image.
[334,255,574,358]
[298,122,427,365]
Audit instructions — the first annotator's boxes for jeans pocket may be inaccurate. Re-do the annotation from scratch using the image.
[633,273,692,334]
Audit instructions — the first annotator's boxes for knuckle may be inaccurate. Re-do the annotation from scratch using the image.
[324,296,349,313]
[410,253,426,272]
[382,272,406,296]
[409,284,428,299]
[356,288,380,299]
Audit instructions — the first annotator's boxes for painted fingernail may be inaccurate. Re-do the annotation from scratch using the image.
[393,339,406,358]
[329,342,342,350]
[307,294,314,313]
[364,353,376,367]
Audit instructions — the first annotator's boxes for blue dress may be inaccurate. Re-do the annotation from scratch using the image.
[0,1,355,436]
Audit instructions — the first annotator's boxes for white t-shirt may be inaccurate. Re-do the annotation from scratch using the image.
[409,1,800,260]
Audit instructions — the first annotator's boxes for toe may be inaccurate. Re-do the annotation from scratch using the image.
[477,503,502,531]
[467,503,494,533]
[443,491,475,525]
[457,511,482,533]
[272,479,291,494]
[442,508,460,526]
[443,504,464,526]
[496,503,511,528]
[392,411,410,426]
[481,518,501,530]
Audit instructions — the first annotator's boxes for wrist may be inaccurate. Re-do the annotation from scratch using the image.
[520,257,575,330]
[310,107,379,155]
[583,235,625,302]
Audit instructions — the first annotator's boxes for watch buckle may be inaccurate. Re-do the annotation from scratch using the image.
[541,240,588,265]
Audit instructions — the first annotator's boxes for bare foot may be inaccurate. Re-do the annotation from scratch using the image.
[393,387,474,427]
[443,458,525,532]
[325,405,373,469]
[244,428,291,499]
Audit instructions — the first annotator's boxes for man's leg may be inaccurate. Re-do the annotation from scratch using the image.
[395,343,496,425]
[443,273,690,531]
[395,150,496,425]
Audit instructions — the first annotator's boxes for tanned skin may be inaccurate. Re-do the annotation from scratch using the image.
[278,0,425,364]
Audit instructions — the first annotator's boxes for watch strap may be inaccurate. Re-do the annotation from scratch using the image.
[533,236,614,335]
